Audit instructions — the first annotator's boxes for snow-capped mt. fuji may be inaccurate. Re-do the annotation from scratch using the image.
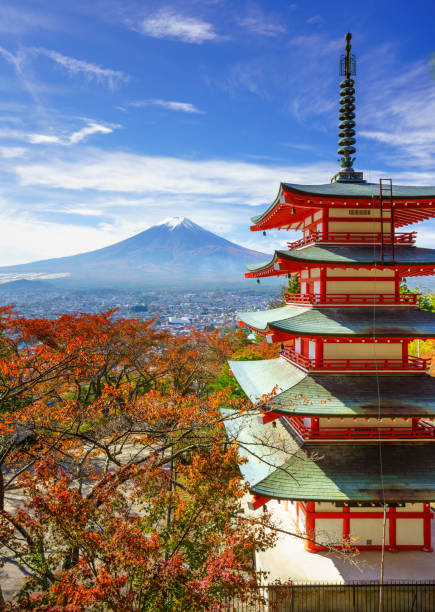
[160,216,197,231]
[0,217,267,288]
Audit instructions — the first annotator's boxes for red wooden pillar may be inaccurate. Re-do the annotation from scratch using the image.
[395,274,401,302]
[305,502,316,552]
[388,506,398,552]
[320,267,326,303]
[323,207,329,241]
[342,506,350,545]
[402,340,409,365]
[315,337,323,367]
[412,417,420,432]
[311,417,320,437]
[423,503,434,552]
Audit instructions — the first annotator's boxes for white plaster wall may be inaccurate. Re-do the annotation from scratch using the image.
[323,342,402,359]
[314,211,323,221]
[327,267,394,277]
[315,518,343,545]
[326,280,395,294]
[283,500,298,523]
[328,209,390,218]
[397,503,423,512]
[301,270,309,279]
[329,221,391,233]
[319,417,411,429]
[350,518,389,546]
[396,519,424,545]
[310,268,320,277]
[349,507,382,513]
[315,502,341,512]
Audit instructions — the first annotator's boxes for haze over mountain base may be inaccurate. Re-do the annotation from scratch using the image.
[0,217,270,289]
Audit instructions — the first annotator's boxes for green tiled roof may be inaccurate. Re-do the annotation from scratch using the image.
[238,304,435,337]
[238,305,306,330]
[224,412,435,502]
[229,358,435,417]
[250,182,435,225]
[281,182,435,198]
[246,246,435,272]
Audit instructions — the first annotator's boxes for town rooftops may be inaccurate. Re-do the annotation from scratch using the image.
[224,412,435,502]
[238,304,435,337]
[229,358,435,417]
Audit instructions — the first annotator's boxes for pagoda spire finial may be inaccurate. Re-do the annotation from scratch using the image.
[331,32,365,183]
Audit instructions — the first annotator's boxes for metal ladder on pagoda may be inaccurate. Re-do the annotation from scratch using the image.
[379,178,394,264]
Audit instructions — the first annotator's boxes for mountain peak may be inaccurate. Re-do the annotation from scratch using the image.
[160,216,197,231]
[0,216,268,287]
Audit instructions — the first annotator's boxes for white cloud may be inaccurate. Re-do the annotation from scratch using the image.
[129,99,204,114]
[359,61,435,168]
[28,134,61,144]
[0,272,69,283]
[0,146,26,158]
[69,123,113,144]
[0,4,56,34]
[0,45,24,73]
[239,16,285,37]
[34,48,129,89]
[25,123,114,146]
[306,15,322,24]
[0,206,126,266]
[14,149,336,203]
[138,10,217,44]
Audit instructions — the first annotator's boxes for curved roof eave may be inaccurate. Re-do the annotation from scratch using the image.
[228,358,435,417]
[238,305,435,337]
[224,412,435,502]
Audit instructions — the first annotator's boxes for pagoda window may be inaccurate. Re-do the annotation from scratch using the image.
[294,338,301,354]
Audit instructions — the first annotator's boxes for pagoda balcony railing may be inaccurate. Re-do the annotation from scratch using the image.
[284,292,419,306]
[281,347,428,372]
[287,231,417,250]
[284,416,435,441]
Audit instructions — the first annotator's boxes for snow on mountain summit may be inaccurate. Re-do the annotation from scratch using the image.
[0,216,268,286]
[160,217,198,231]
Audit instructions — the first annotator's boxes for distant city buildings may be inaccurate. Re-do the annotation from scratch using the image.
[0,287,276,333]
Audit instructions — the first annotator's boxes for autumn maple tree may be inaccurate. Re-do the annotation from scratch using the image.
[0,308,282,610]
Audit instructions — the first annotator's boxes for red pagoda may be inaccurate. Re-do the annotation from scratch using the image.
[226,33,435,554]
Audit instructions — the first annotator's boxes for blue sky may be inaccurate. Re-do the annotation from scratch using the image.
[1,0,435,265]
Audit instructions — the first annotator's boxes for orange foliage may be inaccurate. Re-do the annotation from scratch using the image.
[0,309,276,610]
